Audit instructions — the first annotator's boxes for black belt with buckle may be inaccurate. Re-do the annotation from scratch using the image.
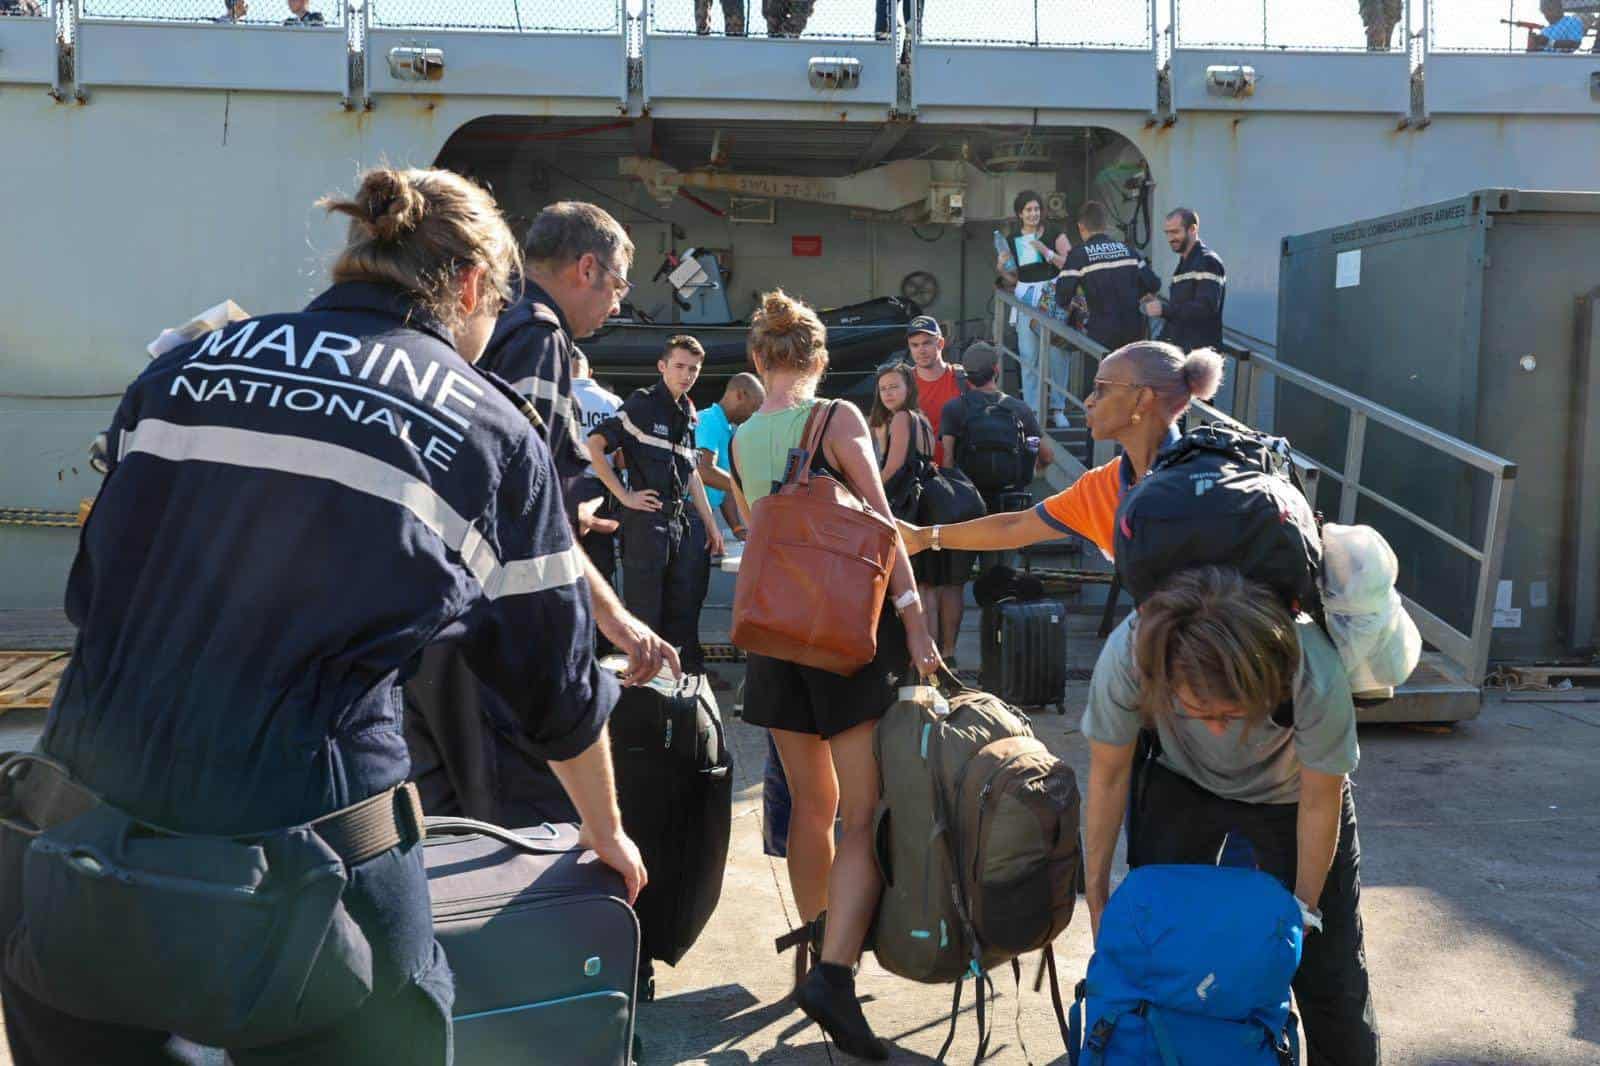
[0,753,424,867]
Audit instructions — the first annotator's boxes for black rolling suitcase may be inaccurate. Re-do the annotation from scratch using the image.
[604,661,734,971]
[424,819,639,1066]
[980,598,1069,713]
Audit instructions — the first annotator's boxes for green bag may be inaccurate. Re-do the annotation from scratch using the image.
[871,671,1082,1061]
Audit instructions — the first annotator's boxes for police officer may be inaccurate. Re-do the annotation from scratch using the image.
[1142,207,1226,353]
[0,167,645,1064]
[569,348,625,590]
[587,336,725,675]
[404,201,677,830]
[1054,199,1161,352]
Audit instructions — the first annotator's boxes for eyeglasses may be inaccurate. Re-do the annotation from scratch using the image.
[596,259,632,298]
[1090,378,1147,399]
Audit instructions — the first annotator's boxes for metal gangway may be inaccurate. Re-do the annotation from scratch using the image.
[990,290,1518,723]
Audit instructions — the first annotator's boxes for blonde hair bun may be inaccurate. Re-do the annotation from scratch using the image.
[319,166,519,329]
[760,291,801,334]
[357,169,427,242]
[748,288,828,376]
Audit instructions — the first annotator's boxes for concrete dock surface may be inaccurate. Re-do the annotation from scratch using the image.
[0,601,1596,1064]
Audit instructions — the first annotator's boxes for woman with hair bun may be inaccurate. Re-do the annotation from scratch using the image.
[899,340,1224,562]
[730,290,941,1061]
[0,167,644,1063]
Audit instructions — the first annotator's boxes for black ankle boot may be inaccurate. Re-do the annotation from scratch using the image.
[794,963,889,1061]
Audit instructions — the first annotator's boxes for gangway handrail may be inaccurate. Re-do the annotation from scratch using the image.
[991,289,1518,689]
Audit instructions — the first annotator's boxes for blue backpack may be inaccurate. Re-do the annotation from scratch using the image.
[1068,865,1304,1066]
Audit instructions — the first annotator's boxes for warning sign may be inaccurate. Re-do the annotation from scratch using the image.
[791,235,823,257]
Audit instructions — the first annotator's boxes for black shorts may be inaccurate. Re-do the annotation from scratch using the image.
[918,548,974,588]
[742,606,908,739]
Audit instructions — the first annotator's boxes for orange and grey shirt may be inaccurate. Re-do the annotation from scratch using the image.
[1034,428,1179,559]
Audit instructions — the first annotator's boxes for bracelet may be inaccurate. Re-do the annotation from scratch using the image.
[893,588,920,613]
[931,525,943,552]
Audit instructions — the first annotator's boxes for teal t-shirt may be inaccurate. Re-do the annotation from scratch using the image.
[730,400,821,506]
[1083,614,1359,804]
[695,401,734,509]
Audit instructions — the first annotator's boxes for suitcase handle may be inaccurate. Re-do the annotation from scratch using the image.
[422,817,584,856]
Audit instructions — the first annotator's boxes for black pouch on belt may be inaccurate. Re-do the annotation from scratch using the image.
[0,754,403,1049]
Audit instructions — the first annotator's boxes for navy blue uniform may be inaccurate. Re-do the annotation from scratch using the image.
[1163,239,1227,352]
[405,278,601,828]
[1054,231,1161,352]
[594,383,709,673]
[477,278,589,488]
[4,282,616,1064]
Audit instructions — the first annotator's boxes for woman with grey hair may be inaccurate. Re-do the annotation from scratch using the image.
[899,340,1222,560]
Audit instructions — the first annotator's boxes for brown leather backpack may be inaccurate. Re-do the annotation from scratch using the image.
[731,401,898,676]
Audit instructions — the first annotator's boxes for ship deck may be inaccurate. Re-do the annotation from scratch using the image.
[1,573,1596,1064]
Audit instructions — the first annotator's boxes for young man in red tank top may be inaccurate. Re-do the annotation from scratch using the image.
[907,316,969,663]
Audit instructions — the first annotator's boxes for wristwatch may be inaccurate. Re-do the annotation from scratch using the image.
[931,525,943,552]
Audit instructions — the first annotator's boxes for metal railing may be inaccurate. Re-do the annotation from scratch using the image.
[919,0,1150,50]
[1427,0,1599,53]
[365,0,617,31]
[647,0,879,38]
[79,0,344,24]
[1175,0,1404,51]
[991,289,1518,688]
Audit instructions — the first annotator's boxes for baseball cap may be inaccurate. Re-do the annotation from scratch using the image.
[906,315,942,338]
[962,341,1001,378]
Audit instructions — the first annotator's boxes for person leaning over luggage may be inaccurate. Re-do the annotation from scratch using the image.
[403,200,678,834]
[474,199,679,679]
[729,290,942,1061]
[587,336,725,674]
[0,167,646,1066]
[899,340,1221,562]
[1083,566,1381,1066]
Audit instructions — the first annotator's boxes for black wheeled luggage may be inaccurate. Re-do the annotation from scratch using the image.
[980,599,1069,713]
[424,819,639,1066]
[604,661,734,968]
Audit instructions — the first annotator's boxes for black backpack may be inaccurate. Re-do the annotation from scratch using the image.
[1113,424,1323,619]
[955,392,1029,494]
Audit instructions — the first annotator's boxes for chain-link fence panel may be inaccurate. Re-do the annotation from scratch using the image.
[919,0,1150,49]
[1428,0,1598,52]
[79,0,344,25]
[367,0,619,31]
[0,0,51,17]
[647,0,877,39]
[1177,0,1397,51]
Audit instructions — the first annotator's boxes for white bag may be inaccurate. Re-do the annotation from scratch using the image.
[1320,524,1422,697]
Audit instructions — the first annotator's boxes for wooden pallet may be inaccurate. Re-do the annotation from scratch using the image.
[0,651,68,711]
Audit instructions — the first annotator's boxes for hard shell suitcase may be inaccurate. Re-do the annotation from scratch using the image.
[423,819,639,1066]
[980,599,1068,713]
[604,661,734,967]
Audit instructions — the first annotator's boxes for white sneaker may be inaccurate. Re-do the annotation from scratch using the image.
[1049,410,1069,429]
